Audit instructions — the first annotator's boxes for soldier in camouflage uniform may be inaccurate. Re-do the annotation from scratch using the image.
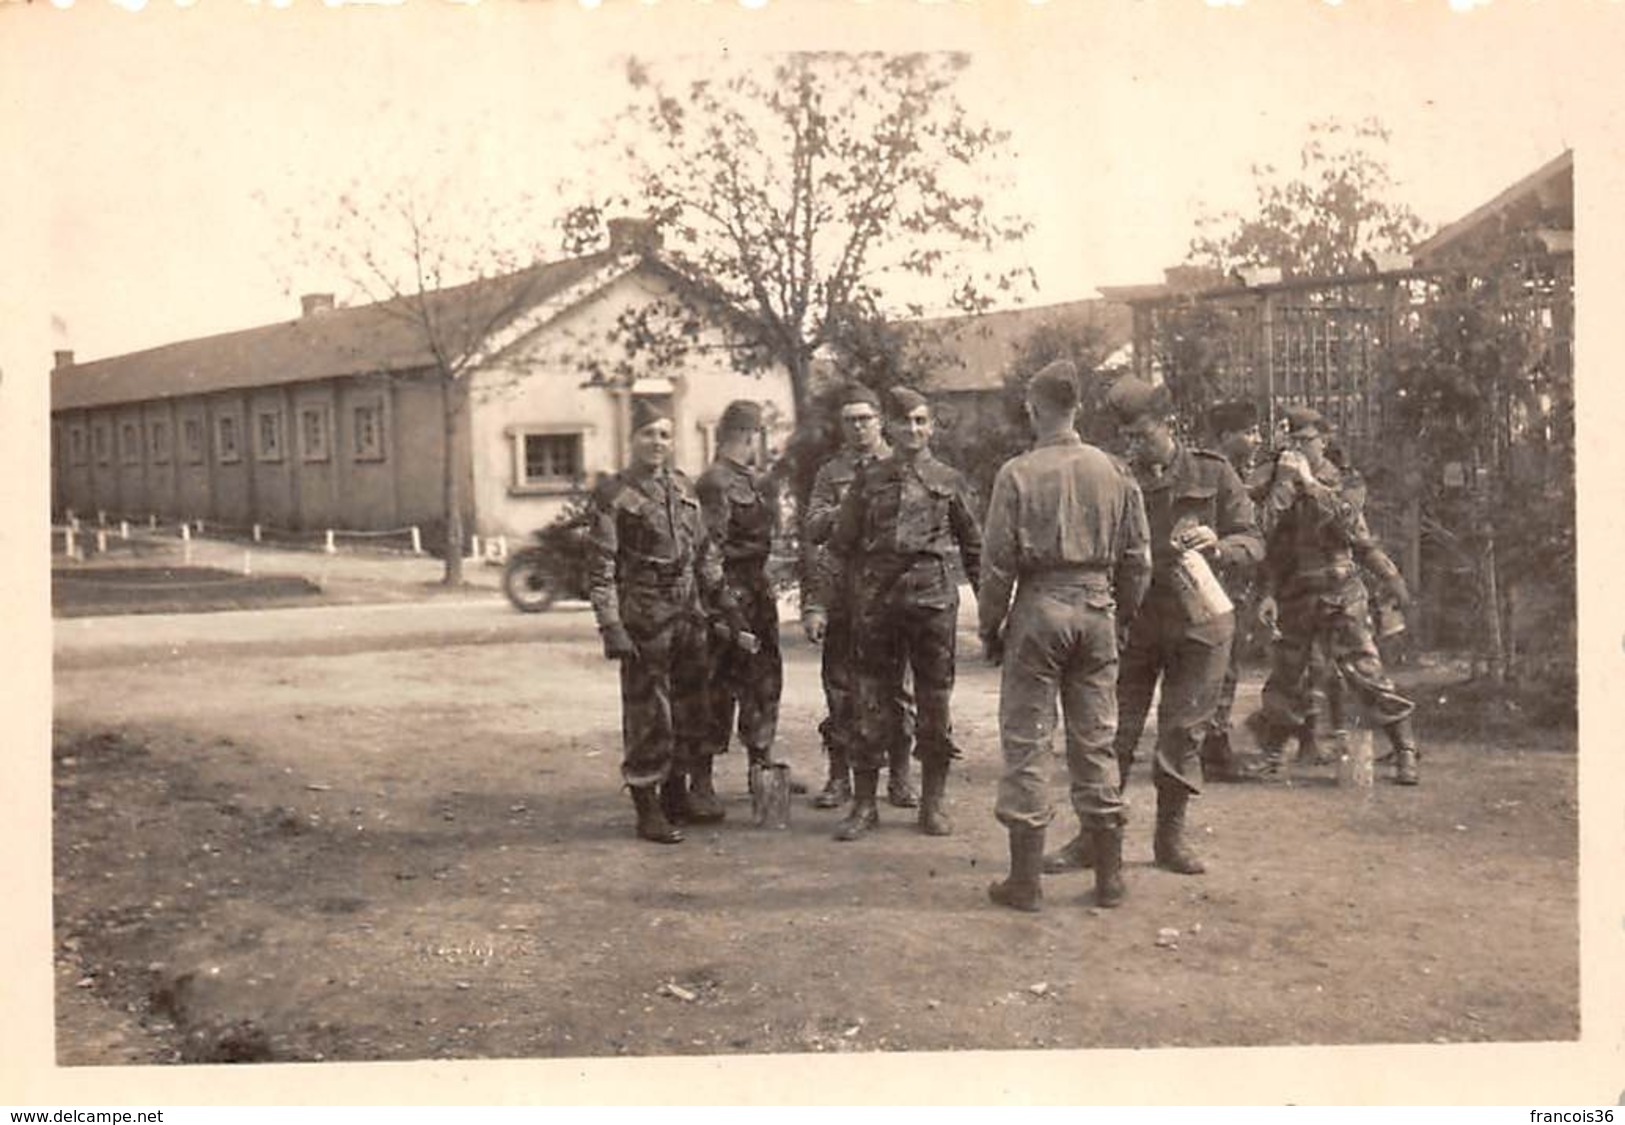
[828,386,982,841]
[1201,399,1266,782]
[696,400,784,807]
[1045,376,1262,877]
[800,383,917,811]
[1249,406,1420,785]
[586,398,744,844]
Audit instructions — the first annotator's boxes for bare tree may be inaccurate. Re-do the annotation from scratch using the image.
[278,186,563,585]
[561,51,1035,412]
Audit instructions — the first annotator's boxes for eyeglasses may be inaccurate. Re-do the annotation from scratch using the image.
[841,413,879,426]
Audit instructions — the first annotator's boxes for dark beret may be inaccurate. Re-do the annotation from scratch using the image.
[887,386,930,418]
[1283,405,1328,435]
[719,399,764,434]
[837,383,882,410]
[1208,400,1259,435]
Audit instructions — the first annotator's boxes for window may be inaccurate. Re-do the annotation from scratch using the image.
[216,414,241,464]
[182,418,204,464]
[524,433,583,483]
[298,404,331,462]
[69,425,87,467]
[120,421,141,466]
[255,408,285,462]
[509,425,591,493]
[93,423,110,466]
[149,419,171,465]
[352,401,385,462]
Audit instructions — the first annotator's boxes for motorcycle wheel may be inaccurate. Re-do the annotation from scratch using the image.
[503,555,556,613]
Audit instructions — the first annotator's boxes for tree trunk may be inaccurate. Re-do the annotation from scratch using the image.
[1478,520,1505,684]
[441,374,465,587]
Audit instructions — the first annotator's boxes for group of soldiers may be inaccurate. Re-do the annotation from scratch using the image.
[583,359,1421,912]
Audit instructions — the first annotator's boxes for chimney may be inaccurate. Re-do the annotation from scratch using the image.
[54,349,75,370]
[606,218,662,256]
[300,293,336,318]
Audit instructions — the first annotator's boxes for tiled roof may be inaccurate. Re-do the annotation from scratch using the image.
[914,299,1134,393]
[51,252,620,412]
[1412,149,1573,265]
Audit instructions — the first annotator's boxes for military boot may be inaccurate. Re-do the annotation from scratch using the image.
[1387,717,1421,786]
[886,743,919,808]
[834,769,880,841]
[1041,830,1095,874]
[1200,729,1242,783]
[987,824,1045,912]
[659,772,689,825]
[630,786,683,845]
[917,760,952,836]
[1092,823,1126,908]
[1243,716,1290,782]
[684,756,726,823]
[1152,783,1206,875]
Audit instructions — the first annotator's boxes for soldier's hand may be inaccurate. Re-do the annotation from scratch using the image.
[1173,523,1220,554]
[1256,595,1279,636]
[982,631,1004,667]
[1277,449,1312,486]
[601,625,639,662]
[736,630,761,655]
[802,611,828,645]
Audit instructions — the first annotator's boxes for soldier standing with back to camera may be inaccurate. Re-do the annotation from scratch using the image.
[586,398,745,844]
[1248,406,1420,785]
[696,399,784,810]
[980,360,1152,911]
[1044,376,1262,877]
[800,383,917,811]
[828,386,982,841]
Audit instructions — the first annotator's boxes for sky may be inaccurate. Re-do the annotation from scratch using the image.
[0,0,1605,371]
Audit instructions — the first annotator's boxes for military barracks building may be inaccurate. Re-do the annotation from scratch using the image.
[49,226,796,548]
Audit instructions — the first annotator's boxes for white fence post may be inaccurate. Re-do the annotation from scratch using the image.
[410,526,422,555]
[252,523,262,543]
[325,529,336,554]
[469,534,482,561]
[148,514,157,530]
[95,528,108,554]
[97,510,106,526]
[243,550,253,576]
[119,520,130,540]
[64,527,78,561]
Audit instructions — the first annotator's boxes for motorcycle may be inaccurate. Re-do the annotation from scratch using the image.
[502,504,593,614]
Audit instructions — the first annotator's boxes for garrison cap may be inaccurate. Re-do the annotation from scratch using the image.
[1208,399,1259,435]
[631,397,672,433]
[1027,358,1080,412]
[1104,376,1173,425]
[837,382,882,409]
[887,385,930,418]
[1283,405,1328,436]
[718,399,764,434]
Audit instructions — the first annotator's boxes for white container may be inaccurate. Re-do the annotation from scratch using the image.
[1336,728,1376,788]
[1172,548,1234,624]
[750,762,793,829]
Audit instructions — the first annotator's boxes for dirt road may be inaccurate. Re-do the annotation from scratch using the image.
[51,595,1578,1068]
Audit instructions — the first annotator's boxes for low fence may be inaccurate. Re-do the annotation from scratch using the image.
[51,510,515,568]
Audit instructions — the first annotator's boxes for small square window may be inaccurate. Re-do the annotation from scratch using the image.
[353,402,385,462]
[299,405,331,462]
[522,433,584,485]
[217,414,242,464]
[255,408,284,462]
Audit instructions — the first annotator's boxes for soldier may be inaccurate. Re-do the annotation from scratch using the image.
[828,386,982,841]
[696,400,784,809]
[1044,376,1262,877]
[585,398,743,844]
[1249,406,1420,784]
[800,383,917,811]
[1201,399,1266,782]
[980,360,1152,911]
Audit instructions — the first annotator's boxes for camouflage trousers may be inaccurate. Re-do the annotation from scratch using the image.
[1116,588,1234,795]
[851,564,958,773]
[618,612,711,789]
[819,605,914,770]
[1259,578,1413,737]
[706,562,783,757]
[994,572,1126,832]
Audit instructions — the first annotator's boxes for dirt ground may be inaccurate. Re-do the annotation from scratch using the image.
[51,602,1578,1066]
